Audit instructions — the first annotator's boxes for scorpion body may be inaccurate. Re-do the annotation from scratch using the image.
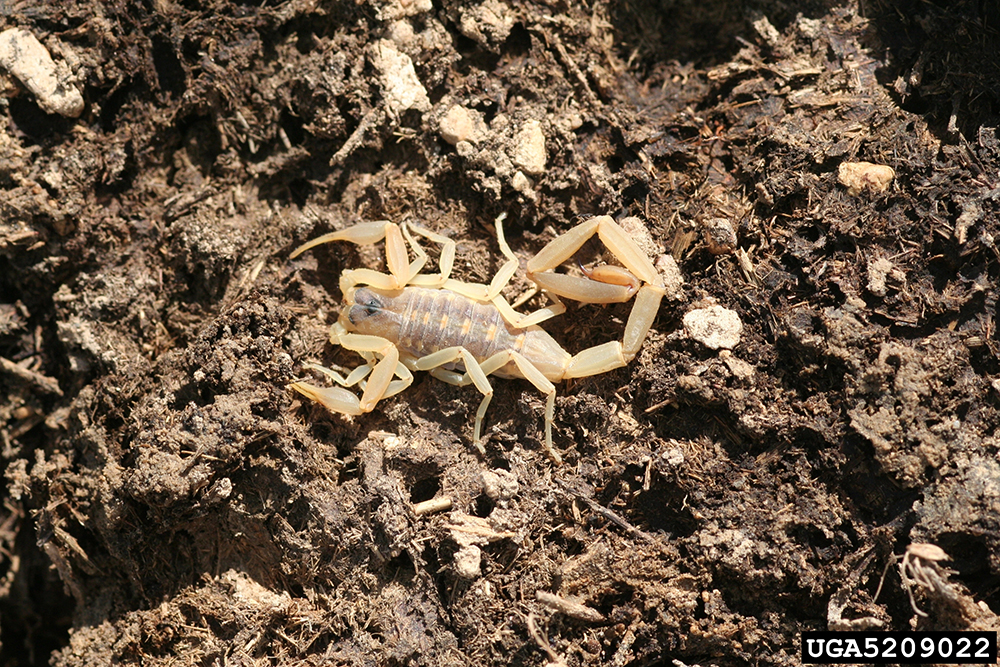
[348,285,570,381]
[290,215,666,461]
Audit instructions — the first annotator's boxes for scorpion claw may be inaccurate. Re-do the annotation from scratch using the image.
[289,382,365,416]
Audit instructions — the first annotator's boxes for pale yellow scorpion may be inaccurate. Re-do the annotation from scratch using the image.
[289,214,665,462]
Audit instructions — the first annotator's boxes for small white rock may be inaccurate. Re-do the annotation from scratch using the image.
[373,0,433,21]
[719,350,755,379]
[838,161,894,196]
[867,257,894,297]
[655,254,685,299]
[511,119,546,176]
[555,112,584,134]
[440,104,486,145]
[481,469,519,501]
[453,545,482,579]
[661,446,685,467]
[0,29,84,117]
[440,105,472,144]
[387,20,416,46]
[511,170,533,195]
[490,113,510,132]
[457,0,514,45]
[752,15,782,48]
[371,39,430,116]
[683,305,742,350]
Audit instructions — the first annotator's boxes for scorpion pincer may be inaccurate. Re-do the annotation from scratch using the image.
[289,214,665,463]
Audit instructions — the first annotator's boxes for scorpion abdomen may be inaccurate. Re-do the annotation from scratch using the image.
[346,286,569,380]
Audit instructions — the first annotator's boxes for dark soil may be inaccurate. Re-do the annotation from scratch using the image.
[1,0,998,665]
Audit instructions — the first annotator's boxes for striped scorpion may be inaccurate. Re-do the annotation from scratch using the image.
[289,214,665,462]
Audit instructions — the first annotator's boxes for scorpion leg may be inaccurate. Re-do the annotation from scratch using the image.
[416,347,562,462]
[507,352,560,463]
[491,213,570,328]
[336,333,413,411]
[300,361,372,388]
[428,367,466,385]
[423,214,516,301]
[413,347,498,455]
[403,223,457,286]
[290,334,412,417]
[441,214,569,328]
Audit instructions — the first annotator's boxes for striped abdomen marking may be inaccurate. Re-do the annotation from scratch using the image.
[397,287,523,361]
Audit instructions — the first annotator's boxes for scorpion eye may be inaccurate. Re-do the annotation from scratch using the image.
[348,289,382,324]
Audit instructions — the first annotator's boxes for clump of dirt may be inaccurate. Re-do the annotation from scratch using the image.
[0,0,998,665]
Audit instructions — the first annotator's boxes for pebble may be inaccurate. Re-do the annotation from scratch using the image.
[683,305,743,350]
[511,119,546,175]
[457,0,515,45]
[655,254,685,298]
[0,28,84,117]
[371,39,429,116]
[481,469,519,501]
[867,256,904,297]
[510,170,533,196]
[373,0,432,21]
[453,545,482,579]
[838,161,894,195]
[439,104,486,145]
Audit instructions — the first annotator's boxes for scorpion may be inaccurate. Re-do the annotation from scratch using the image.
[289,214,665,462]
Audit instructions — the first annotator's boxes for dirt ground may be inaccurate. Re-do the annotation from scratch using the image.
[0,0,998,664]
